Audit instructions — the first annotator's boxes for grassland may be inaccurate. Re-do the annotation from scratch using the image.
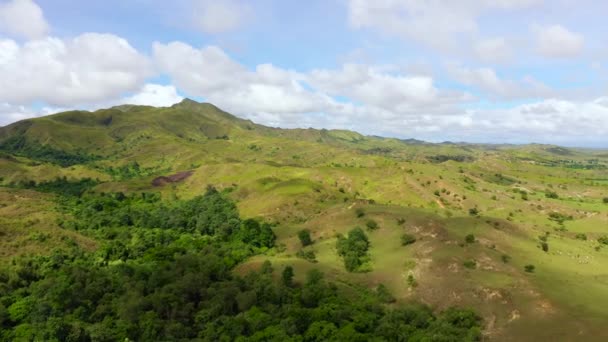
[1,99,607,340]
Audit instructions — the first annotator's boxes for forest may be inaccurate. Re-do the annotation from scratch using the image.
[0,182,482,341]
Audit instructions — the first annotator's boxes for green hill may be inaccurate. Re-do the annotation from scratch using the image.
[1,100,608,341]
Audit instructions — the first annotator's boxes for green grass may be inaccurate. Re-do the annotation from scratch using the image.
[1,100,608,340]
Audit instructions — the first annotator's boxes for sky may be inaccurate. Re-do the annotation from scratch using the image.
[0,0,607,147]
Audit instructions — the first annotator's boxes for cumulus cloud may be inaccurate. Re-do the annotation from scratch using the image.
[153,42,333,118]
[121,84,184,107]
[0,102,64,126]
[347,0,542,50]
[0,33,151,107]
[191,0,252,34]
[536,25,584,58]
[474,37,512,64]
[446,63,553,100]
[308,64,470,114]
[462,98,608,144]
[0,0,49,39]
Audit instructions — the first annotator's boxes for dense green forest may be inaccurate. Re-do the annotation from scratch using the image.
[0,182,481,341]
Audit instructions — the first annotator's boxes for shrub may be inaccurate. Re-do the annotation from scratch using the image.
[545,191,559,199]
[407,274,418,287]
[598,236,608,245]
[575,233,587,241]
[603,197,608,204]
[296,249,317,263]
[468,208,479,216]
[541,242,549,252]
[366,219,379,230]
[463,260,477,269]
[501,254,511,263]
[355,208,365,218]
[298,229,313,246]
[465,234,476,244]
[400,233,417,246]
[524,264,535,273]
[376,284,396,303]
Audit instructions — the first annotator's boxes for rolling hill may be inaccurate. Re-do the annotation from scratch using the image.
[1,99,608,341]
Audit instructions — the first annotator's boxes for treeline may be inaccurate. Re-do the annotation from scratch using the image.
[0,183,482,341]
[0,135,99,167]
[7,177,99,197]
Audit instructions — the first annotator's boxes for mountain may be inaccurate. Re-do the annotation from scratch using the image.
[1,100,608,341]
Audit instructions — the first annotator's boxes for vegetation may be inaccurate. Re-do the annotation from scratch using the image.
[524,264,536,273]
[365,219,379,230]
[1,101,608,340]
[400,233,417,246]
[336,228,370,272]
[463,260,477,269]
[297,229,313,246]
[0,135,98,167]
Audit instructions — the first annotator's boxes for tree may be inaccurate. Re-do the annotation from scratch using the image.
[298,229,313,247]
[282,266,294,287]
[336,228,370,272]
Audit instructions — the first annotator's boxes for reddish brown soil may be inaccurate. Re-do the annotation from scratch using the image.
[152,170,194,186]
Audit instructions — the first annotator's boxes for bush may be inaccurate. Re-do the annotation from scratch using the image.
[463,260,477,269]
[407,274,418,287]
[366,219,379,230]
[465,234,476,244]
[296,249,317,263]
[545,191,559,199]
[575,233,587,241]
[376,284,396,303]
[501,254,511,263]
[524,264,535,273]
[603,197,608,204]
[468,208,480,216]
[355,208,365,218]
[401,233,417,246]
[298,229,313,246]
[598,236,608,245]
[540,242,549,252]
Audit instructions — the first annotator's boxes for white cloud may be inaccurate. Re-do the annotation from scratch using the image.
[446,63,553,100]
[0,0,49,39]
[121,84,184,107]
[347,0,542,50]
[308,64,470,114]
[153,42,332,118]
[191,0,251,34]
[0,33,151,107]
[536,25,584,58]
[462,97,608,144]
[0,103,63,126]
[474,37,512,64]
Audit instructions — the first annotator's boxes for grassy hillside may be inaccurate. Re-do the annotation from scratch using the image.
[1,99,607,340]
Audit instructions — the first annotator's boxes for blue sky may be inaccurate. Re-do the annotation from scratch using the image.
[0,0,607,147]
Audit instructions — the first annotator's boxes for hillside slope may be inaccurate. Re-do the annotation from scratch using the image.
[1,100,608,340]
